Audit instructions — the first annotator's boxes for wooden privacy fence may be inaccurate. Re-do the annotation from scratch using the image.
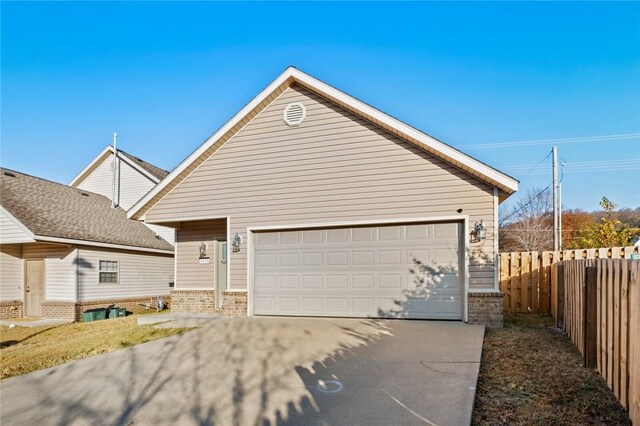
[499,246,638,315]
[559,259,640,425]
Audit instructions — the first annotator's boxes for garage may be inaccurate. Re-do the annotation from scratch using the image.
[252,221,464,319]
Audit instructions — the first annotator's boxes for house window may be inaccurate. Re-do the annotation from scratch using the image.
[99,260,119,283]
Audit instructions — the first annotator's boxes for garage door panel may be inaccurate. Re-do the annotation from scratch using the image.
[254,222,462,319]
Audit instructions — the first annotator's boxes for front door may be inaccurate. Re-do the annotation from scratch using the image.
[25,259,45,317]
[216,241,228,308]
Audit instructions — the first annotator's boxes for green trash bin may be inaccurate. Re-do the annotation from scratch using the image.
[82,308,107,322]
[108,307,126,319]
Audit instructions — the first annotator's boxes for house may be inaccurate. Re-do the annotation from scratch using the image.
[0,147,176,321]
[70,145,175,245]
[128,67,518,326]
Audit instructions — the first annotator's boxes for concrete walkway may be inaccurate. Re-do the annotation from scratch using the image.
[0,318,72,328]
[0,318,484,426]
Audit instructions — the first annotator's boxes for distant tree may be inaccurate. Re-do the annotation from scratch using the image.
[499,187,553,252]
[562,209,595,249]
[577,197,636,248]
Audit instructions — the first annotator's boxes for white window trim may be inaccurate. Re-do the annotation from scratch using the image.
[98,260,120,284]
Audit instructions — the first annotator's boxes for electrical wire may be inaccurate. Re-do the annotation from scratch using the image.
[500,182,553,224]
[459,133,640,149]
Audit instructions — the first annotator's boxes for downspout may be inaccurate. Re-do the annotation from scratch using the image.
[111,132,119,208]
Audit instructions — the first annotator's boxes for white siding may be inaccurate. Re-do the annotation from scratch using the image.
[147,85,497,291]
[23,243,77,302]
[144,223,176,246]
[1,244,23,301]
[76,153,157,210]
[175,220,226,290]
[0,210,33,244]
[77,246,173,301]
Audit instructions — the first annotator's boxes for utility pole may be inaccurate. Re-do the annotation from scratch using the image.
[552,146,560,251]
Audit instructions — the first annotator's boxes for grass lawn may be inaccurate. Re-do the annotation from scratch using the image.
[0,315,191,379]
[472,315,631,425]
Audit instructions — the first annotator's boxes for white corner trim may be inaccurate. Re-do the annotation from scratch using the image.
[493,187,500,292]
[33,235,174,255]
[0,205,36,241]
[463,216,470,323]
[128,66,518,220]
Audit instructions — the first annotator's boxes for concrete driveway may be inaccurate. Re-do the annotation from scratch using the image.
[0,317,484,426]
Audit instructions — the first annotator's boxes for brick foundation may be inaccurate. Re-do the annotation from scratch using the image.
[170,289,248,317]
[41,295,172,322]
[468,292,504,329]
[221,291,248,317]
[0,301,23,320]
[170,289,217,314]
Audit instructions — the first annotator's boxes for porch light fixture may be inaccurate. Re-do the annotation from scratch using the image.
[232,233,242,253]
[471,220,487,242]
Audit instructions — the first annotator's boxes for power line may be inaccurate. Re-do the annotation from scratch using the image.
[500,182,553,224]
[516,150,552,179]
[459,133,640,149]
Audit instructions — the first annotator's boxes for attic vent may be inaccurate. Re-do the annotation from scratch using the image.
[283,102,306,127]
[79,191,89,197]
[3,171,16,177]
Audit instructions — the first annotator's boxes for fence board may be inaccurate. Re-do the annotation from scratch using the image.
[629,261,639,424]
[620,261,629,408]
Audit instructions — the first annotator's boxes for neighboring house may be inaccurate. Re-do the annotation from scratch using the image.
[128,67,518,326]
[70,145,175,245]
[0,165,174,321]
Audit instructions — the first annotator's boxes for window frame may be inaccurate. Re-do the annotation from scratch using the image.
[98,260,120,284]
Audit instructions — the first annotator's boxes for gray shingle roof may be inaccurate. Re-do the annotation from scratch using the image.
[118,150,169,181]
[1,168,173,252]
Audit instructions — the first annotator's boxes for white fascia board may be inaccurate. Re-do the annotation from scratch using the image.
[288,68,519,193]
[0,205,36,242]
[34,235,174,255]
[116,153,160,184]
[128,68,295,219]
[128,66,518,219]
[69,146,113,187]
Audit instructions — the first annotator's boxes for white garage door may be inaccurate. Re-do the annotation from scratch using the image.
[253,221,463,319]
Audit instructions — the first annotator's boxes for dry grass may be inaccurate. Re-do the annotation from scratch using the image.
[0,316,190,379]
[472,315,631,425]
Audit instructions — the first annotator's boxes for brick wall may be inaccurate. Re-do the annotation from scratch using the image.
[468,292,504,329]
[0,301,23,320]
[221,291,248,317]
[171,289,217,314]
[41,295,172,322]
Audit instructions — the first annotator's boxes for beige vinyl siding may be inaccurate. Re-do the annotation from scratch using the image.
[144,223,176,246]
[175,220,226,289]
[0,211,33,244]
[23,243,77,302]
[77,246,173,301]
[1,244,23,301]
[147,84,497,290]
[76,153,157,210]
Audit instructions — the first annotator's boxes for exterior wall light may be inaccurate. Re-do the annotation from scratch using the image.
[471,220,487,243]
[231,233,242,253]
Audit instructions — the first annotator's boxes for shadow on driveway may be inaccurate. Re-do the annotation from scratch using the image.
[0,318,483,426]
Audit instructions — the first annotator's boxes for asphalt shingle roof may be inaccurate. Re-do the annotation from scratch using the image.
[0,168,173,251]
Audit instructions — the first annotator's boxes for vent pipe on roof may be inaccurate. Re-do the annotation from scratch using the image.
[112,132,119,208]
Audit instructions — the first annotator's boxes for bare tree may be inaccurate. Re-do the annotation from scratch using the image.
[499,186,553,252]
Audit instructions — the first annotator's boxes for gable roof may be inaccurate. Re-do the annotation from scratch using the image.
[70,145,169,187]
[1,168,173,253]
[128,67,518,220]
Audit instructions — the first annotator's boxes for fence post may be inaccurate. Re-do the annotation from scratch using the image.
[585,265,598,368]
[557,263,565,330]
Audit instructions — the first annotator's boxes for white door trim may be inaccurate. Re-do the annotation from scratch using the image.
[246,215,470,321]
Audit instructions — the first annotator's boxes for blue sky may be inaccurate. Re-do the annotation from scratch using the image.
[2,2,639,211]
